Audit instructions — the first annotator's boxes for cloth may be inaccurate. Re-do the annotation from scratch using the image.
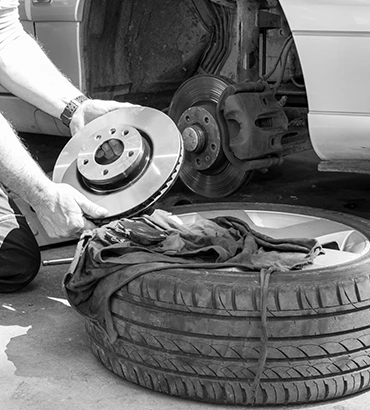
[0,1,24,52]
[64,209,322,341]
[0,186,41,292]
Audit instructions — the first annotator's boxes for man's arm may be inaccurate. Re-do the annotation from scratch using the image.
[0,114,108,237]
[0,10,82,119]
[0,4,137,237]
[0,22,136,135]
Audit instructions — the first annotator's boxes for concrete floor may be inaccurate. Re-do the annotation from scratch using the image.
[2,134,370,409]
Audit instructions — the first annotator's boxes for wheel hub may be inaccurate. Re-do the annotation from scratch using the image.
[178,106,221,171]
[77,125,151,193]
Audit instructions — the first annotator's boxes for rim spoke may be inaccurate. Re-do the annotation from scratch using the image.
[176,209,368,268]
[248,219,351,240]
[305,248,359,269]
[316,230,356,251]
[196,210,260,230]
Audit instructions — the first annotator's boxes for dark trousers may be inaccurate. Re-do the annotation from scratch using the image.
[0,188,40,293]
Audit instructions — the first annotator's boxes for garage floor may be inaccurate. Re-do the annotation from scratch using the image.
[2,133,370,410]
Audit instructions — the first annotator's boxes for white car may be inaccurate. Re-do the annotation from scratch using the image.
[5,0,369,193]
[3,0,85,136]
[280,0,370,174]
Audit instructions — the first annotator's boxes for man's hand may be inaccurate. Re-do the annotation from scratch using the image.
[69,99,141,136]
[32,182,108,238]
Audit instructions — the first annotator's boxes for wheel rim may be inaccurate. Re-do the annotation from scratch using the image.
[172,208,370,269]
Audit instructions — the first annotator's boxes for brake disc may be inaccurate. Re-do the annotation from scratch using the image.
[53,107,183,220]
[168,74,252,198]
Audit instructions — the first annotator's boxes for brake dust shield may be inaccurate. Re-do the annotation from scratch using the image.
[53,107,183,220]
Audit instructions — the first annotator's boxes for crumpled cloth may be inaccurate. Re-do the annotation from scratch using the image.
[63,209,322,342]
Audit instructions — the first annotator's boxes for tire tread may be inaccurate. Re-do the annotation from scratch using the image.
[86,203,370,405]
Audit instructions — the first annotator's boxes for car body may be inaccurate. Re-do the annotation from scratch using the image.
[280,0,370,173]
[0,0,85,135]
[4,1,369,180]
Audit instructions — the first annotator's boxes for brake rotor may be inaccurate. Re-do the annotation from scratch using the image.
[53,107,183,220]
[168,74,252,198]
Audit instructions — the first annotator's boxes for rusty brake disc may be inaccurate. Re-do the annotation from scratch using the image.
[168,74,252,198]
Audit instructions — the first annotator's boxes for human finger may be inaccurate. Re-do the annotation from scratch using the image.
[101,142,115,159]
[73,190,108,219]
[109,139,124,156]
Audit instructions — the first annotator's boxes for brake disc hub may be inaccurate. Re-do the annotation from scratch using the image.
[53,107,183,220]
[76,125,151,193]
[178,106,221,171]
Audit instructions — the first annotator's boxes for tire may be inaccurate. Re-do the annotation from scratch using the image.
[85,203,370,406]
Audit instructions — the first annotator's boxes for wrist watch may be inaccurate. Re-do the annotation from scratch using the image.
[60,95,89,128]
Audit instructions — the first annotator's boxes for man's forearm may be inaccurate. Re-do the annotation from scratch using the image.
[0,113,108,237]
[0,31,84,119]
[0,114,53,206]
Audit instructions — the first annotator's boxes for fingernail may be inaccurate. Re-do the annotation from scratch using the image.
[96,207,109,217]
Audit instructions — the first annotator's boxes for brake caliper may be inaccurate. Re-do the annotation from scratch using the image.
[217,81,288,171]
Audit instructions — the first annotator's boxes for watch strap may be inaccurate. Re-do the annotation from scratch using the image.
[60,95,89,128]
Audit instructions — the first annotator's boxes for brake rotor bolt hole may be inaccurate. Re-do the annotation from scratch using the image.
[103,169,109,176]
[185,116,190,122]
[95,135,102,140]
[83,159,89,165]
[123,129,129,136]
[205,156,210,161]
[204,117,210,124]
[128,151,134,157]
[196,158,201,165]
[110,128,116,135]
[211,143,217,151]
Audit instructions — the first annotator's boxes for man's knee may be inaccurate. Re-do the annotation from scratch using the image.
[0,207,41,293]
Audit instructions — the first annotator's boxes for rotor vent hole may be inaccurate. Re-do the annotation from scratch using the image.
[95,138,124,165]
[255,117,273,128]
